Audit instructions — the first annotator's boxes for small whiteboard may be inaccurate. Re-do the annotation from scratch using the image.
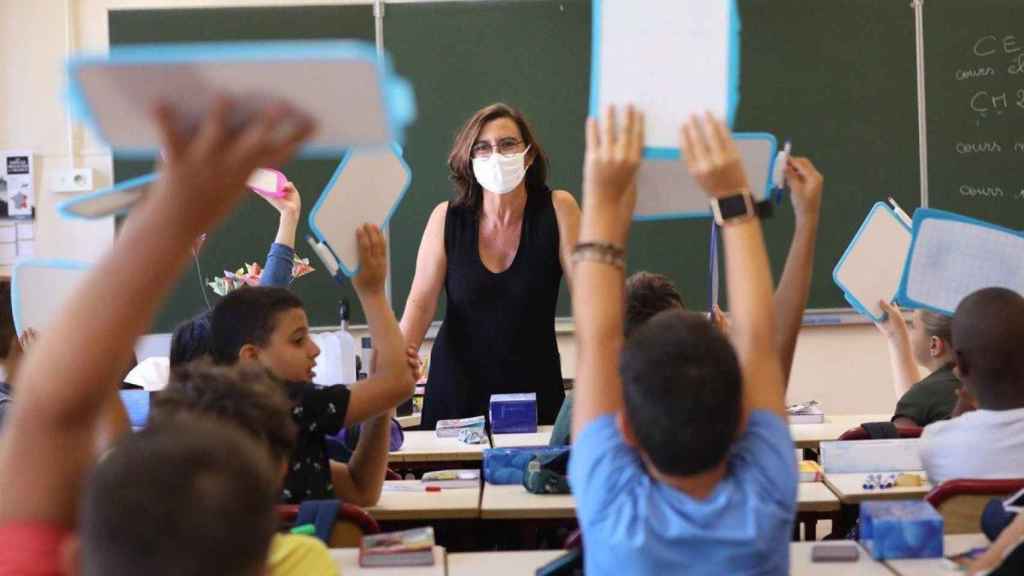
[590,0,740,154]
[897,209,1024,316]
[12,260,91,335]
[308,145,411,276]
[833,203,912,321]
[59,173,157,219]
[633,134,776,220]
[67,40,416,157]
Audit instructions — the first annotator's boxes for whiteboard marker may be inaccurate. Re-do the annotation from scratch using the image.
[887,196,913,227]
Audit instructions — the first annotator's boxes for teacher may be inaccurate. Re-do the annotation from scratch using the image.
[400,103,580,429]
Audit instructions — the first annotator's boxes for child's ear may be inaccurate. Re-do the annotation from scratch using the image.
[238,344,260,362]
[616,411,639,449]
[930,336,944,357]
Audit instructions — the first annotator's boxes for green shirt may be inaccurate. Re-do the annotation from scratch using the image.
[892,364,960,427]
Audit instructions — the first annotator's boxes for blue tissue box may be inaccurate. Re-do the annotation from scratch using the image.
[484,447,569,485]
[860,500,944,560]
[119,390,151,431]
[489,393,538,434]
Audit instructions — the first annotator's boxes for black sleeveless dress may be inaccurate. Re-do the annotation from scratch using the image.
[421,187,565,429]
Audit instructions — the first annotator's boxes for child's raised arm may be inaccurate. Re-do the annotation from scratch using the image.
[681,114,786,420]
[0,99,314,527]
[259,181,302,287]
[343,225,416,425]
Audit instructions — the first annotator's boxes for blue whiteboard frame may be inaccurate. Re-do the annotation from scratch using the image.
[67,40,416,158]
[832,202,912,322]
[895,208,1022,316]
[307,144,412,278]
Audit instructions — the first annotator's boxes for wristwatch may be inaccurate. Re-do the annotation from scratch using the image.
[710,190,773,225]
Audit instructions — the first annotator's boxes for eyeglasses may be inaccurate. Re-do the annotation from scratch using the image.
[471,137,526,159]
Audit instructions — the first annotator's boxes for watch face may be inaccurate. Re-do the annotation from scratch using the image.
[718,194,750,219]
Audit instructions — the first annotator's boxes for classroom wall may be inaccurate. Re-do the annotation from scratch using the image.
[1,0,904,416]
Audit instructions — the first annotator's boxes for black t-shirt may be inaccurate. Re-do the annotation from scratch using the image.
[281,382,351,504]
[892,364,960,427]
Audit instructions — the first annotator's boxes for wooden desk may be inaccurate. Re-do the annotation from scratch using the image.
[367,481,481,521]
[798,482,841,512]
[823,472,932,504]
[480,483,576,520]
[389,431,490,463]
[448,551,565,575]
[397,413,422,429]
[790,542,892,575]
[490,425,554,449]
[885,533,988,576]
[330,546,446,575]
[790,414,892,449]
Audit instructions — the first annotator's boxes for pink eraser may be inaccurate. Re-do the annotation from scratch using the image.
[246,168,288,198]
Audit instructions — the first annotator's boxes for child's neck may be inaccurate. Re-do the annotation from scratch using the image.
[649,461,729,501]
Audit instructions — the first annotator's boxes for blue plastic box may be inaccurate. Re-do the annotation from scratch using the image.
[860,500,944,560]
[484,447,569,485]
[489,393,538,434]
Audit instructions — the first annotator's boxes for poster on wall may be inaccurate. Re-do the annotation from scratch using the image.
[0,151,35,219]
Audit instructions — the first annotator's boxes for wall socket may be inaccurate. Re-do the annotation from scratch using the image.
[49,168,94,193]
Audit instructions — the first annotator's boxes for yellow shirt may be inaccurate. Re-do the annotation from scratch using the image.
[268,534,339,576]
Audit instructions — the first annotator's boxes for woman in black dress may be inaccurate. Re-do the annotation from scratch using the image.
[400,103,580,429]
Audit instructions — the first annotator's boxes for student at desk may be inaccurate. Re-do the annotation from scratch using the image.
[874,301,960,427]
[919,288,1024,484]
[569,110,808,574]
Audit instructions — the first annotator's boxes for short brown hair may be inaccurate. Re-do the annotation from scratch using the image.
[918,310,952,344]
[81,418,278,576]
[447,103,549,213]
[625,272,686,337]
[151,360,297,465]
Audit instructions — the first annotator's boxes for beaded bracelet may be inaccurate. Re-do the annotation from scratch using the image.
[571,241,626,270]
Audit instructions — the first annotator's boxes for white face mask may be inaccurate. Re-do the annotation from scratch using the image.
[472,146,530,195]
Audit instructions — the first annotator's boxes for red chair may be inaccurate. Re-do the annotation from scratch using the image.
[277,503,380,547]
[837,425,922,441]
[926,479,1024,534]
[386,468,403,481]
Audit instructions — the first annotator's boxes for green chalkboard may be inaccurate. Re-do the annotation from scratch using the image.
[924,0,1024,228]
[109,0,922,332]
[109,6,374,331]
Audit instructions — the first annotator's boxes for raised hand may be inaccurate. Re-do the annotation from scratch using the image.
[352,224,388,297]
[680,112,749,198]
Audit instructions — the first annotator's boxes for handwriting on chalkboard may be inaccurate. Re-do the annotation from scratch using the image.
[946,33,1024,202]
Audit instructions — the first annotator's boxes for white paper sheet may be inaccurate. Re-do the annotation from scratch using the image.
[592,0,736,150]
[821,439,923,474]
[833,204,913,321]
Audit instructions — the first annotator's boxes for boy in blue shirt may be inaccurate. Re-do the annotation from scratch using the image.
[569,109,806,575]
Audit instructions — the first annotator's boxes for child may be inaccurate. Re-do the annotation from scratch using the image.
[208,228,414,504]
[149,360,338,576]
[549,154,823,447]
[168,180,305,369]
[569,108,795,574]
[0,98,315,574]
[919,287,1024,484]
[874,301,960,427]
